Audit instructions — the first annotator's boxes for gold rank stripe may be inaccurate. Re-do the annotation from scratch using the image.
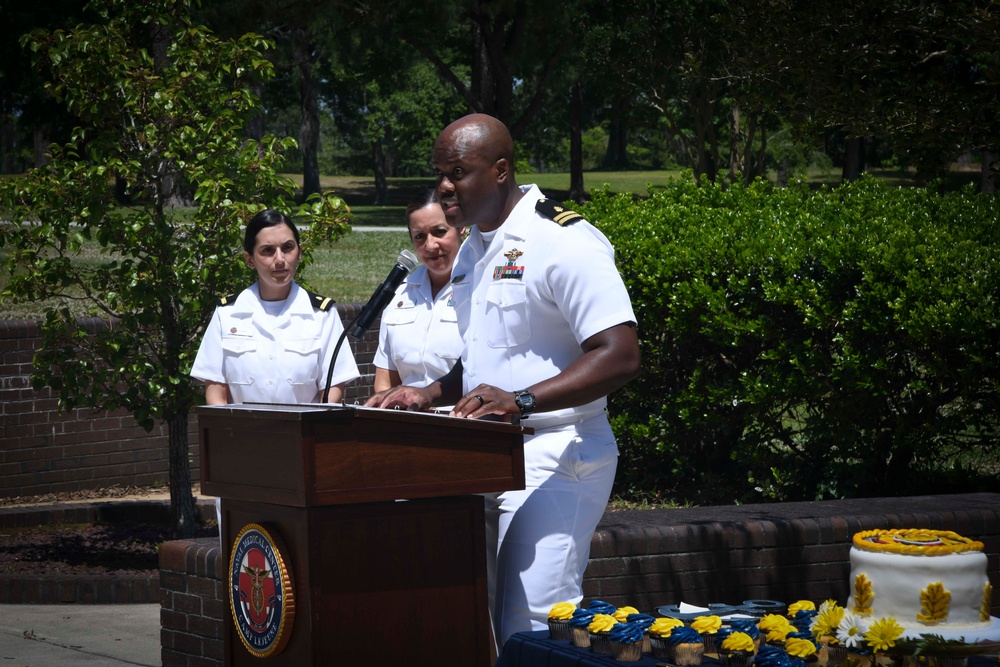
[553,210,583,225]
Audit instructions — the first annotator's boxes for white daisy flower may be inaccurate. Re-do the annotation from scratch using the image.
[837,610,869,649]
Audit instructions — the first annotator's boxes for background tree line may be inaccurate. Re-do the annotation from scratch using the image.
[2,0,998,197]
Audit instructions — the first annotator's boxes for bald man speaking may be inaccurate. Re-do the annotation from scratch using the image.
[367,114,640,644]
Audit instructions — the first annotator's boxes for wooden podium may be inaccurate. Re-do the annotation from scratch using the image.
[196,403,527,666]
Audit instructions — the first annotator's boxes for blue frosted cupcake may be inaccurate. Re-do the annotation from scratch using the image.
[626,613,656,653]
[569,608,595,648]
[610,620,645,662]
[668,626,705,666]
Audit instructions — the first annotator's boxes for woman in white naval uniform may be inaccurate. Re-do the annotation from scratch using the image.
[373,192,465,391]
[191,209,360,532]
[191,209,359,406]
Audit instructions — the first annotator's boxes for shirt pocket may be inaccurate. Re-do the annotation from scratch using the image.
[382,304,419,327]
[220,337,258,387]
[485,281,530,348]
[282,338,323,385]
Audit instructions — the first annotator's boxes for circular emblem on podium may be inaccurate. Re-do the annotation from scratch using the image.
[229,523,296,658]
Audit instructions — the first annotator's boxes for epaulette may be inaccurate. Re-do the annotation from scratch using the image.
[307,290,336,312]
[217,294,239,306]
[535,198,584,226]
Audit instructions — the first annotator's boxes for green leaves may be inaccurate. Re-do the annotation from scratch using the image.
[0,1,348,506]
[582,176,1000,505]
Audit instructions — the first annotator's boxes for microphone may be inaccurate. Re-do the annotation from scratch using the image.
[348,249,419,339]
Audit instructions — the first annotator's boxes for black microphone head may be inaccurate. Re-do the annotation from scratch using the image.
[397,249,419,272]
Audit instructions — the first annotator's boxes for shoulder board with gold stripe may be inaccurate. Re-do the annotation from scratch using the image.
[307,290,335,312]
[217,294,239,307]
[535,198,584,226]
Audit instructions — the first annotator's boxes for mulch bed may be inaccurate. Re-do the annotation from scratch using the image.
[0,485,216,576]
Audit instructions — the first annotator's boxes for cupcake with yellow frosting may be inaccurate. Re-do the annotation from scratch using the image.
[588,613,620,655]
[691,614,723,653]
[548,601,576,641]
[759,614,795,647]
[785,636,819,664]
[718,630,756,667]
[613,605,640,623]
[648,617,684,659]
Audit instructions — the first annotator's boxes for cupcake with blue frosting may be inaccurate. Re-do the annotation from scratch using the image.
[569,608,595,648]
[668,625,705,666]
[626,613,656,654]
[610,620,645,662]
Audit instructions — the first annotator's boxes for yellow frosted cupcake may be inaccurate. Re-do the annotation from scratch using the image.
[718,631,755,667]
[648,617,684,659]
[588,613,619,655]
[691,614,723,653]
[548,601,576,641]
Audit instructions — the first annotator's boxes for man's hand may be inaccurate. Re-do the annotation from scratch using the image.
[364,385,435,411]
[451,384,518,419]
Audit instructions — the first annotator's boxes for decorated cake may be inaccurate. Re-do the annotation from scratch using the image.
[848,529,998,640]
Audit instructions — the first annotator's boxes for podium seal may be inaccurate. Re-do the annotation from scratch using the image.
[229,523,296,657]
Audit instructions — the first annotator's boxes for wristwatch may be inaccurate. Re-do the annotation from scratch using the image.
[513,389,537,416]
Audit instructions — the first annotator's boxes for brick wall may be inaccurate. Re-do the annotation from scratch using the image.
[159,493,1000,667]
[0,305,379,499]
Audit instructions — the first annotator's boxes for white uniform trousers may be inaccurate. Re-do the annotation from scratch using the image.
[485,413,619,646]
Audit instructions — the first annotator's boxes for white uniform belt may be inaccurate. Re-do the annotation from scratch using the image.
[520,410,605,431]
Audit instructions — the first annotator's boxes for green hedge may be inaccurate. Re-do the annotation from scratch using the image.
[581,176,1000,504]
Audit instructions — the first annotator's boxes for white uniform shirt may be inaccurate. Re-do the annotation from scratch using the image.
[190,281,359,404]
[373,265,463,388]
[450,184,637,423]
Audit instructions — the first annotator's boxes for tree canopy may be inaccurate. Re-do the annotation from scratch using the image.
[0,0,350,535]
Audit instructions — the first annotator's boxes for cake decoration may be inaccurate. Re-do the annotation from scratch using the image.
[854,529,984,555]
[916,582,950,623]
[983,583,994,622]
[853,573,873,614]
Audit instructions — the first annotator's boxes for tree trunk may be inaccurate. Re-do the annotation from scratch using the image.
[981,150,996,194]
[167,410,197,538]
[1,116,14,173]
[293,25,321,200]
[603,96,630,170]
[568,81,585,203]
[33,124,51,168]
[371,140,389,206]
[842,136,865,182]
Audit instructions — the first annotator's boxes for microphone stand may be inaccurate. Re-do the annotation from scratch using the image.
[320,310,364,404]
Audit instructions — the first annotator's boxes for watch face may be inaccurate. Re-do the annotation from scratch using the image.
[516,391,535,414]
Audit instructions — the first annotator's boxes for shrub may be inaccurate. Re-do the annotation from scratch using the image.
[582,176,1000,505]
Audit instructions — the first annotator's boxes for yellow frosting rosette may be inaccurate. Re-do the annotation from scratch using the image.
[786,637,819,658]
[690,615,723,634]
[588,613,619,634]
[721,631,755,653]
[613,605,640,622]
[548,601,576,620]
[759,614,789,631]
[788,600,817,616]
[764,618,794,642]
[649,617,684,638]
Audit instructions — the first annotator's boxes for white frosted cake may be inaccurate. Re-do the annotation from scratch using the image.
[849,529,999,640]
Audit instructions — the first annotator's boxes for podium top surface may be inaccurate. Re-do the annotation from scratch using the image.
[195,402,532,435]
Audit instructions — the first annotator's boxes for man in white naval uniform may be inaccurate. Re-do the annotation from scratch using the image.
[366,114,640,645]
